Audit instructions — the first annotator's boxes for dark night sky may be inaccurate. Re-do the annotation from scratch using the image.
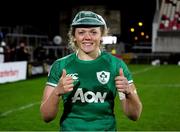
[0,0,157,42]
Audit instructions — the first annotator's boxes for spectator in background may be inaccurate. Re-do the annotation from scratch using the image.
[4,45,16,62]
[34,45,46,62]
[40,11,142,131]
[16,41,30,61]
[0,45,4,63]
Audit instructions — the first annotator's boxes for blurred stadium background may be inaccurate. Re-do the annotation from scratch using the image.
[1,0,180,131]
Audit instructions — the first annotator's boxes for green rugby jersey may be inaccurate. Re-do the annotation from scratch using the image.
[47,51,133,131]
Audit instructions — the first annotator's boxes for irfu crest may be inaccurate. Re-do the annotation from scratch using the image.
[96,71,110,84]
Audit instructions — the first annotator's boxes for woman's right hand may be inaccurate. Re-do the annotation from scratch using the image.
[55,69,74,96]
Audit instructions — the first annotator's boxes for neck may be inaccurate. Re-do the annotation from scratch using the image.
[76,50,101,61]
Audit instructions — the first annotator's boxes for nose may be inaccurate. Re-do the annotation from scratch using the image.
[84,32,91,40]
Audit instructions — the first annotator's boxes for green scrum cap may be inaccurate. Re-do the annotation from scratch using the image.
[71,11,107,29]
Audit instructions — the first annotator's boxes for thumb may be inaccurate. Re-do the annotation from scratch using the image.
[61,69,67,78]
[119,68,124,76]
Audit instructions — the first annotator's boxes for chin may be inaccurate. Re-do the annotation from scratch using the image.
[82,48,94,53]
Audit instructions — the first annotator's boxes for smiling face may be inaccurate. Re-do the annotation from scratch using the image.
[74,27,102,54]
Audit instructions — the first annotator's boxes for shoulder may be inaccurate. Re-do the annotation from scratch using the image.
[101,51,130,72]
[53,53,75,65]
[101,51,124,63]
[50,53,75,70]
[56,53,75,63]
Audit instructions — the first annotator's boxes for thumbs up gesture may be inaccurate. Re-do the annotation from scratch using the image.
[55,69,74,96]
[115,68,131,95]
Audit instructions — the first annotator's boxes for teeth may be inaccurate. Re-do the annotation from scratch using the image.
[84,43,91,46]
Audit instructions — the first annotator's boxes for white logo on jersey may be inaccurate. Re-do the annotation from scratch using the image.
[96,71,110,84]
[67,73,78,80]
[72,88,107,103]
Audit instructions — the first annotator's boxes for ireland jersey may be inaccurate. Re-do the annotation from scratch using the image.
[47,51,133,131]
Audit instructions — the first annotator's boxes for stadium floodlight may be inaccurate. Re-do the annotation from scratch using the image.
[102,36,117,45]
[134,36,138,41]
[138,22,143,27]
[145,35,149,39]
[140,32,145,36]
[130,27,135,32]
[53,35,62,45]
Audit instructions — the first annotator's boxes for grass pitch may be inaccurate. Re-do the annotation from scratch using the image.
[0,64,180,131]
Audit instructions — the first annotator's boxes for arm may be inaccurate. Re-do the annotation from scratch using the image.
[115,68,142,121]
[120,83,142,121]
[40,85,60,122]
[40,69,74,122]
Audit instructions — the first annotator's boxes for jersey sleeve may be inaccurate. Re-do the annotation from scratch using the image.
[46,60,62,87]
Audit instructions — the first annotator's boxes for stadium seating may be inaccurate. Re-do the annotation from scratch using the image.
[152,0,180,60]
[159,0,180,31]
